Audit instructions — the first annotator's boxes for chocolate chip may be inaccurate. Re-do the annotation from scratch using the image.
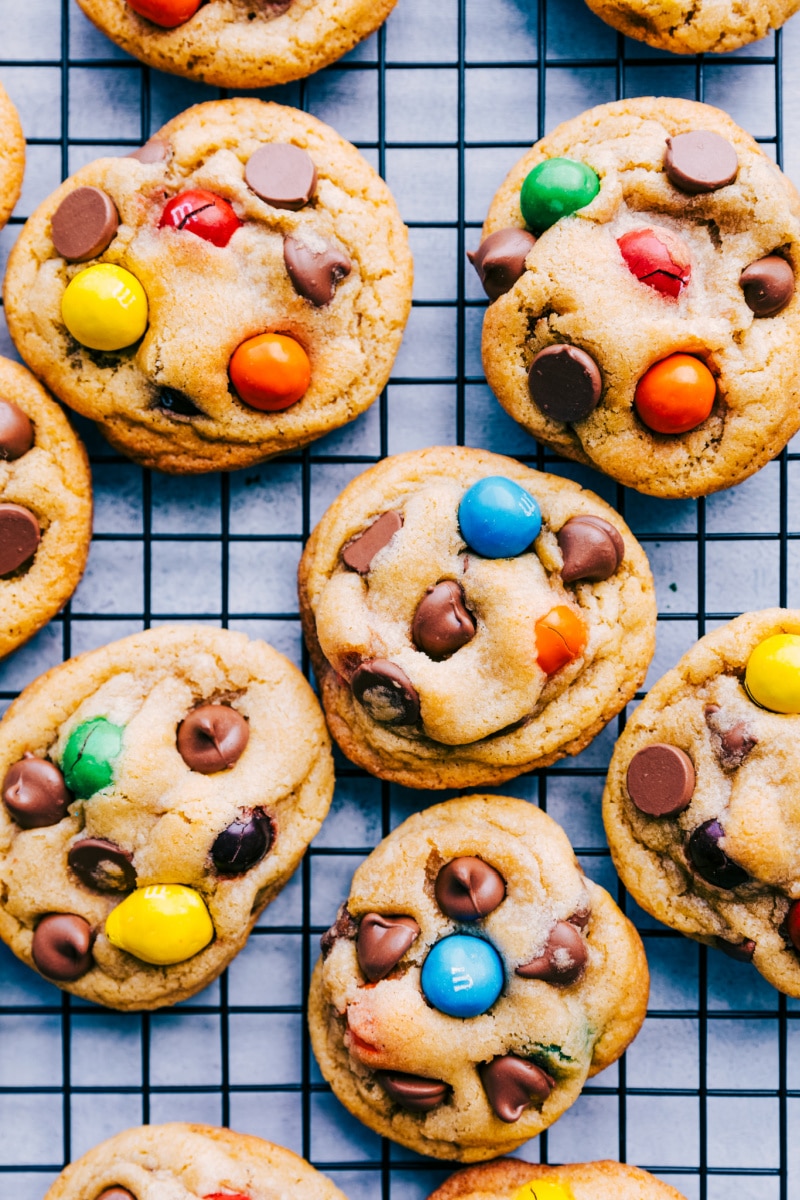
[342,511,403,574]
[516,920,587,985]
[212,808,272,874]
[68,838,136,893]
[468,227,537,300]
[320,904,358,958]
[664,130,738,194]
[528,344,602,423]
[2,755,70,829]
[375,1070,449,1112]
[127,138,168,164]
[0,399,33,461]
[740,255,795,317]
[435,856,506,921]
[716,937,756,962]
[357,912,420,981]
[557,515,624,583]
[412,581,476,660]
[32,913,94,981]
[0,503,40,575]
[687,820,749,889]
[51,187,119,262]
[284,236,351,306]
[157,388,205,419]
[704,705,758,769]
[351,660,420,725]
[567,902,591,930]
[626,744,695,817]
[245,143,317,210]
[479,1055,554,1123]
[177,705,249,774]
[97,1190,136,1200]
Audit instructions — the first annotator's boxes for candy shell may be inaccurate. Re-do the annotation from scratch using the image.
[458,476,541,559]
[61,264,148,352]
[745,633,800,713]
[229,332,311,411]
[61,717,124,799]
[105,884,214,966]
[420,933,504,1018]
[512,1183,575,1200]
[520,158,600,233]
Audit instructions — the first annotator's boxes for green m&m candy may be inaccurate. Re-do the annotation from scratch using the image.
[62,717,124,798]
[520,157,600,234]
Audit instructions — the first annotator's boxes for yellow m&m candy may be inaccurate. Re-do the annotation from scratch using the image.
[512,1182,575,1200]
[745,633,800,713]
[105,884,213,965]
[61,263,148,351]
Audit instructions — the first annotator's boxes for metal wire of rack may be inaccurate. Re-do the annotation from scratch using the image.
[0,0,798,1197]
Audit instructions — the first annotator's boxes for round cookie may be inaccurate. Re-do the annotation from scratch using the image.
[74,0,398,90]
[0,356,92,659]
[583,0,800,54]
[604,608,800,997]
[43,1122,348,1199]
[4,98,412,474]
[428,1159,687,1200]
[0,624,334,1010]
[309,795,649,1162]
[298,445,656,789]
[0,82,24,231]
[477,97,800,499]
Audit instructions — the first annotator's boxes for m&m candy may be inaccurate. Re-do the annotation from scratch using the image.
[787,900,800,952]
[458,476,542,558]
[745,633,800,713]
[61,264,148,352]
[105,884,214,965]
[520,158,600,234]
[61,717,124,799]
[512,1183,575,1200]
[420,934,504,1018]
[535,606,587,675]
[126,0,202,27]
[634,353,716,435]
[229,332,311,412]
[159,189,242,248]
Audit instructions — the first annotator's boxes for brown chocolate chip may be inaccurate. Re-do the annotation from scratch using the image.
[177,704,249,774]
[468,227,537,300]
[127,138,168,164]
[687,820,749,889]
[567,901,591,930]
[516,920,587,985]
[626,744,695,817]
[0,400,34,461]
[320,904,359,958]
[0,503,40,575]
[351,660,420,725]
[740,255,795,317]
[357,912,420,982]
[435,857,506,922]
[704,705,758,769]
[97,1190,136,1200]
[32,913,94,982]
[245,143,317,210]
[212,809,272,874]
[51,187,119,262]
[2,754,70,829]
[557,515,624,584]
[284,236,351,306]
[375,1070,449,1112]
[479,1054,554,1123]
[412,581,476,660]
[528,344,602,423]
[716,937,756,962]
[342,511,403,574]
[68,838,136,894]
[664,130,738,194]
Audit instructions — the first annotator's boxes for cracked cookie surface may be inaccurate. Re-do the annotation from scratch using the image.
[0,83,24,230]
[584,0,800,53]
[429,1158,687,1199]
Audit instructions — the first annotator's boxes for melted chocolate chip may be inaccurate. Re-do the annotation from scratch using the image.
[177,705,249,774]
[704,705,758,769]
[2,755,70,829]
[557,515,624,583]
[342,511,403,574]
[412,581,476,659]
[664,130,738,194]
[351,660,420,725]
[245,143,317,210]
[687,820,749,889]
[157,388,205,420]
[284,236,351,306]
[528,344,602,423]
[740,255,795,317]
[479,1054,554,1123]
[320,904,358,958]
[0,399,34,461]
[716,937,756,962]
[375,1070,449,1112]
[516,920,587,985]
[626,744,695,817]
[0,503,40,575]
[357,913,420,981]
[212,809,272,874]
[468,227,537,300]
[32,913,94,981]
[435,857,506,921]
[68,838,136,893]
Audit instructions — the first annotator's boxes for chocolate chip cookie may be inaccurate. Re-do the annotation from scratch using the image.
[298,445,655,789]
[310,795,649,1162]
[603,608,800,997]
[0,82,24,231]
[428,1159,686,1200]
[4,98,412,474]
[44,1122,347,1200]
[477,97,800,498]
[584,0,800,53]
[0,624,334,1010]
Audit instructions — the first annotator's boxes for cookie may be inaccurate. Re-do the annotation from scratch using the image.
[74,0,398,90]
[477,97,800,498]
[603,608,800,997]
[4,98,412,474]
[0,624,334,1010]
[0,82,24,231]
[309,795,649,1162]
[298,445,656,789]
[44,1122,347,1199]
[0,356,92,660]
[428,1159,687,1200]
[584,0,800,53]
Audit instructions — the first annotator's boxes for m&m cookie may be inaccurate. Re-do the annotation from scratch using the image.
[427,1158,687,1199]
[583,0,799,54]
[0,83,24,232]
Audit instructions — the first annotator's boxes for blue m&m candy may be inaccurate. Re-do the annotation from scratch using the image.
[458,477,542,559]
[421,934,504,1018]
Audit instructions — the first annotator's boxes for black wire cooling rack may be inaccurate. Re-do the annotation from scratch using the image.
[0,1,798,1197]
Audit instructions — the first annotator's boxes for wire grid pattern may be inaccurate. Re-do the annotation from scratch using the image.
[1,0,800,1196]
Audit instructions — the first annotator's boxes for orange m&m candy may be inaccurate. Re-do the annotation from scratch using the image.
[535,605,587,675]
[229,333,311,412]
[126,0,202,26]
[634,353,716,435]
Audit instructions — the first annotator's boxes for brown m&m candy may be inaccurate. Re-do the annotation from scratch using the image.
[528,344,602,422]
[468,227,537,300]
[68,838,136,893]
[412,580,476,659]
[2,754,70,828]
[479,1054,554,1123]
[284,236,352,306]
[342,511,402,574]
[245,144,317,210]
[557,515,624,583]
[740,255,795,317]
[177,704,249,774]
[51,186,119,262]
[626,744,695,817]
[0,503,40,574]
[356,912,420,981]
[375,1070,449,1112]
[435,856,506,921]
[0,399,33,461]
[32,913,94,981]
[664,131,738,194]
[212,809,273,873]
[351,660,420,725]
[516,920,587,984]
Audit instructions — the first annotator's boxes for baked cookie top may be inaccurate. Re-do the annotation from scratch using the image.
[0,82,24,231]
[478,97,800,498]
[583,0,800,54]
[4,98,412,474]
[429,1158,687,1200]
[604,608,800,997]
[299,445,655,789]
[75,0,397,90]
[0,625,334,1010]
[44,1122,347,1199]
[310,796,649,1162]
[0,356,92,660]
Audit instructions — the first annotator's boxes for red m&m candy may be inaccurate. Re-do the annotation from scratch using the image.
[127,0,201,25]
[229,333,311,412]
[617,227,692,299]
[634,353,716,435]
[159,190,241,248]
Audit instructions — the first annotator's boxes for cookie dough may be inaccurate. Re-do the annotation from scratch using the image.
[298,445,656,789]
[0,83,23,230]
[4,99,412,474]
[44,1122,347,1199]
[0,624,334,1010]
[429,1159,687,1199]
[604,608,800,997]
[309,795,649,1162]
[478,97,800,498]
[584,0,800,53]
